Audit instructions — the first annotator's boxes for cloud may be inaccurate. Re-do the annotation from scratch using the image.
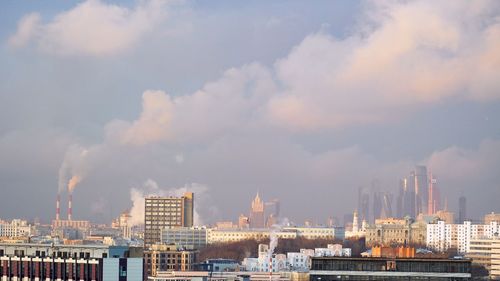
[119,90,174,145]
[107,0,500,141]
[7,0,500,222]
[8,0,168,56]
[7,13,41,48]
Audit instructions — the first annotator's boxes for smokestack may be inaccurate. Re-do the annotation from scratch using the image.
[68,193,73,221]
[56,194,61,221]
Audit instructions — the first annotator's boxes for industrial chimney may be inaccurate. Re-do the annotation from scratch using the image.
[68,193,73,221]
[56,194,60,221]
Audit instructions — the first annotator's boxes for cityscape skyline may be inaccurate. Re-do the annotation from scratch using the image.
[1,1,500,225]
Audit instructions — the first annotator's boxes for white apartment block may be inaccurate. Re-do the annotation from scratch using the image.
[427,220,500,253]
[0,219,32,237]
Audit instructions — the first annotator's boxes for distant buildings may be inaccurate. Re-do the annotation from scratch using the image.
[397,166,429,219]
[344,211,366,238]
[484,212,500,224]
[365,218,427,247]
[144,192,194,247]
[426,220,500,253]
[249,193,265,229]
[0,219,33,238]
[243,243,351,272]
[111,210,132,240]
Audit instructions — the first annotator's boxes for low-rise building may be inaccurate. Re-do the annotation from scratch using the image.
[0,243,143,281]
[310,256,472,280]
[144,244,197,277]
[207,227,345,244]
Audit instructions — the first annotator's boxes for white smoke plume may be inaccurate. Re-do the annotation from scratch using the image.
[128,179,209,226]
[267,217,290,257]
[57,144,89,193]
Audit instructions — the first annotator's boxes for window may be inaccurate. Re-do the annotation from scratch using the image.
[120,266,127,277]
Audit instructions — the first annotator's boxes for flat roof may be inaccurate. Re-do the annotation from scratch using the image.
[311,256,471,263]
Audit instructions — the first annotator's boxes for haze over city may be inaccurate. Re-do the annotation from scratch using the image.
[1,0,500,226]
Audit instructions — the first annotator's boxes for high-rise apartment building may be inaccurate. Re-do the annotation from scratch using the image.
[249,193,265,228]
[144,192,194,247]
[427,221,500,253]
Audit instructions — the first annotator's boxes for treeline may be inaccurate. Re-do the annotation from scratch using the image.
[197,237,366,262]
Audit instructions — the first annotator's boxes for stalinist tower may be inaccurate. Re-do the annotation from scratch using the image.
[250,192,265,228]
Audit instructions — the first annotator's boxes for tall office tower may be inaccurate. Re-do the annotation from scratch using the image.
[250,193,265,228]
[396,179,406,218]
[382,192,393,218]
[372,191,382,222]
[401,177,416,218]
[358,187,370,222]
[428,174,439,215]
[265,199,280,227]
[144,192,194,247]
[414,165,428,215]
[458,196,466,223]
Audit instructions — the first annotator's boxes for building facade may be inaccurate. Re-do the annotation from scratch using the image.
[365,218,426,247]
[0,219,33,238]
[161,227,207,250]
[427,221,500,253]
[0,243,143,281]
[144,192,194,247]
[144,244,197,277]
[310,256,472,281]
[249,193,265,229]
[207,227,345,244]
[466,237,500,279]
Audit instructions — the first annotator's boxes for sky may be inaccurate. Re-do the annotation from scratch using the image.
[1,0,500,225]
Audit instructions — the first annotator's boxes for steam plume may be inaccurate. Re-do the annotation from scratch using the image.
[67,175,82,193]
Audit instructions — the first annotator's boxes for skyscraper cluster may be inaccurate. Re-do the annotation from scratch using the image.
[396,165,442,219]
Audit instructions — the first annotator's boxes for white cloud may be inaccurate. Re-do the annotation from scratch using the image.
[107,1,500,141]
[268,0,500,130]
[7,13,41,48]
[8,0,168,56]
